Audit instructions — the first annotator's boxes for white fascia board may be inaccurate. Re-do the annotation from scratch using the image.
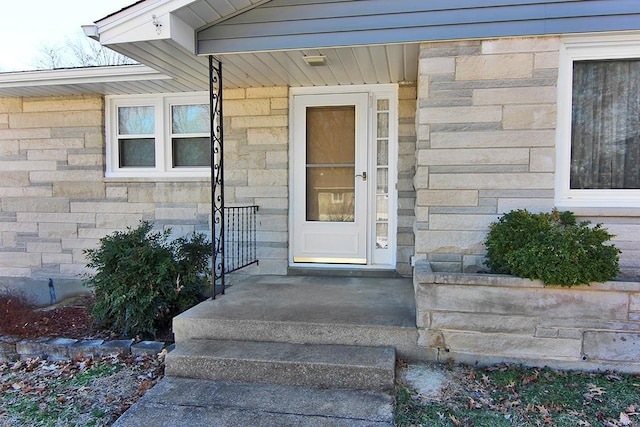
[0,65,171,89]
[96,0,196,52]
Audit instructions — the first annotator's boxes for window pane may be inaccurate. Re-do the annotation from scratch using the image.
[172,137,211,167]
[376,195,388,221]
[377,99,389,111]
[377,139,388,165]
[306,167,355,222]
[377,168,388,194]
[571,60,640,189]
[119,138,155,167]
[376,223,388,249]
[377,112,389,138]
[118,106,154,135]
[172,104,210,134]
[306,106,355,165]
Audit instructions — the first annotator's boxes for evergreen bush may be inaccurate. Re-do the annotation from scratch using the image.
[485,209,620,287]
[83,221,211,337]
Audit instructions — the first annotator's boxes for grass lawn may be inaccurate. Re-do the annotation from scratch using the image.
[396,363,640,427]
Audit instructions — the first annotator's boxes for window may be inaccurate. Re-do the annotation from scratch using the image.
[106,93,210,178]
[556,36,640,208]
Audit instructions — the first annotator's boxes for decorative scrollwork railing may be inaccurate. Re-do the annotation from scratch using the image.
[210,56,225,298]
[210,57,259,299]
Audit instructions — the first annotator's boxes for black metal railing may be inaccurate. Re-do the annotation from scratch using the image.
[224,205,259,274]
[210,56,225,298]
[209,56,259,299]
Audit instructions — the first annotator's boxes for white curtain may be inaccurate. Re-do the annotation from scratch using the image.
[571,60,640,189]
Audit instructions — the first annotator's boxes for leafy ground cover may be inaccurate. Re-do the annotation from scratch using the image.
[1,292,167,426]
[0,352,164,427]
[396,362,640,427]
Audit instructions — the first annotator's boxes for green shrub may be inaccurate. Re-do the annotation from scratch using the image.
[83,221,211,338]
[485,209,620,287]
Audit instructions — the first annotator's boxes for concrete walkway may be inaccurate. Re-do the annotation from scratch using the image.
[113,377,394,426]
[114,275,417,426]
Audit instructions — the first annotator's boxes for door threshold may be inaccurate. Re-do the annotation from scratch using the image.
[287,266,401,278]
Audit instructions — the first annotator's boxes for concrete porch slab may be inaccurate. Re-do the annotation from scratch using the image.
[173,275,424,360]
[178,275,416,327]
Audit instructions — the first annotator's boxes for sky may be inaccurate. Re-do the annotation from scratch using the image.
[0,0,135,72]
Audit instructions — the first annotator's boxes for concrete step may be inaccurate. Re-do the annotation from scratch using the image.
[173,309,422,360]
[165,339,396,391]
[113,377,394,427]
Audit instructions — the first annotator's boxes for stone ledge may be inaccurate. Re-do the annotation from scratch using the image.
[0,336,170,362]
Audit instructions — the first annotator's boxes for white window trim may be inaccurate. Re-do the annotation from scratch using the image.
[556,33,640,209]
[106,92,210,179]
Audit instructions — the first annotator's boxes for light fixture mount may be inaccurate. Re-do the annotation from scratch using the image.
[303,55,328,66]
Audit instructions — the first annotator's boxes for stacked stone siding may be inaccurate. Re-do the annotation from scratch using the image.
[224,86,289,275]
[397,83,417,276]
[0,95,106,278]
[415,262,640,372]
[0,89,290,279]
[414,37,640,277]
[415,37,560,272]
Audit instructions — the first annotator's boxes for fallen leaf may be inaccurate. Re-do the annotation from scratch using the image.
[522,370,539,385]
[587,384,607,396]
[449,414,463,426]
[537,405,550,416]
[620,412,632,425]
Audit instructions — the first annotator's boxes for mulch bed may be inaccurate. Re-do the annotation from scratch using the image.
[0,293,174,343]
[0,294,102,340]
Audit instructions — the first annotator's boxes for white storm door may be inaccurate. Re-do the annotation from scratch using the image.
[292,93,369,264]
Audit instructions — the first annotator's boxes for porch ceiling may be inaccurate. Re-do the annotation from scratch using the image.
[93,0,420,90]
[107,40,419,89]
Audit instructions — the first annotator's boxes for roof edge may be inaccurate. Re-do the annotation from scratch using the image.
[0,65,170,89]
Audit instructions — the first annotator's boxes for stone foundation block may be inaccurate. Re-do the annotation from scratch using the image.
[583,332,640,362]
[0,337,18,362]
[69,339,105,358]
[43,338,79,361]
[132,341,165,356]
[99,339,134,356]
[16,337,52,360]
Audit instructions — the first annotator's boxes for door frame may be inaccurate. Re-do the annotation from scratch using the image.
[288,84,399,269]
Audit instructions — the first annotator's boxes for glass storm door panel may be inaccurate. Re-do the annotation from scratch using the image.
[292,93,368,264]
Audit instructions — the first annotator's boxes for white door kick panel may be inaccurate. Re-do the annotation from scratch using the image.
[302,232,359,255]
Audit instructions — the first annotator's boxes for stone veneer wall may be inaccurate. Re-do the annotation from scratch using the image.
[223,86,289,275]
[397,83,417,276]
[1,85,417,279]
[0,88,290,279]
[414,261,640,372]
[414,37,559,272]
[414,36,640,278]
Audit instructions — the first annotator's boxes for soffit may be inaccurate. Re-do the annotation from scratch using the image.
[0,65,195,97]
